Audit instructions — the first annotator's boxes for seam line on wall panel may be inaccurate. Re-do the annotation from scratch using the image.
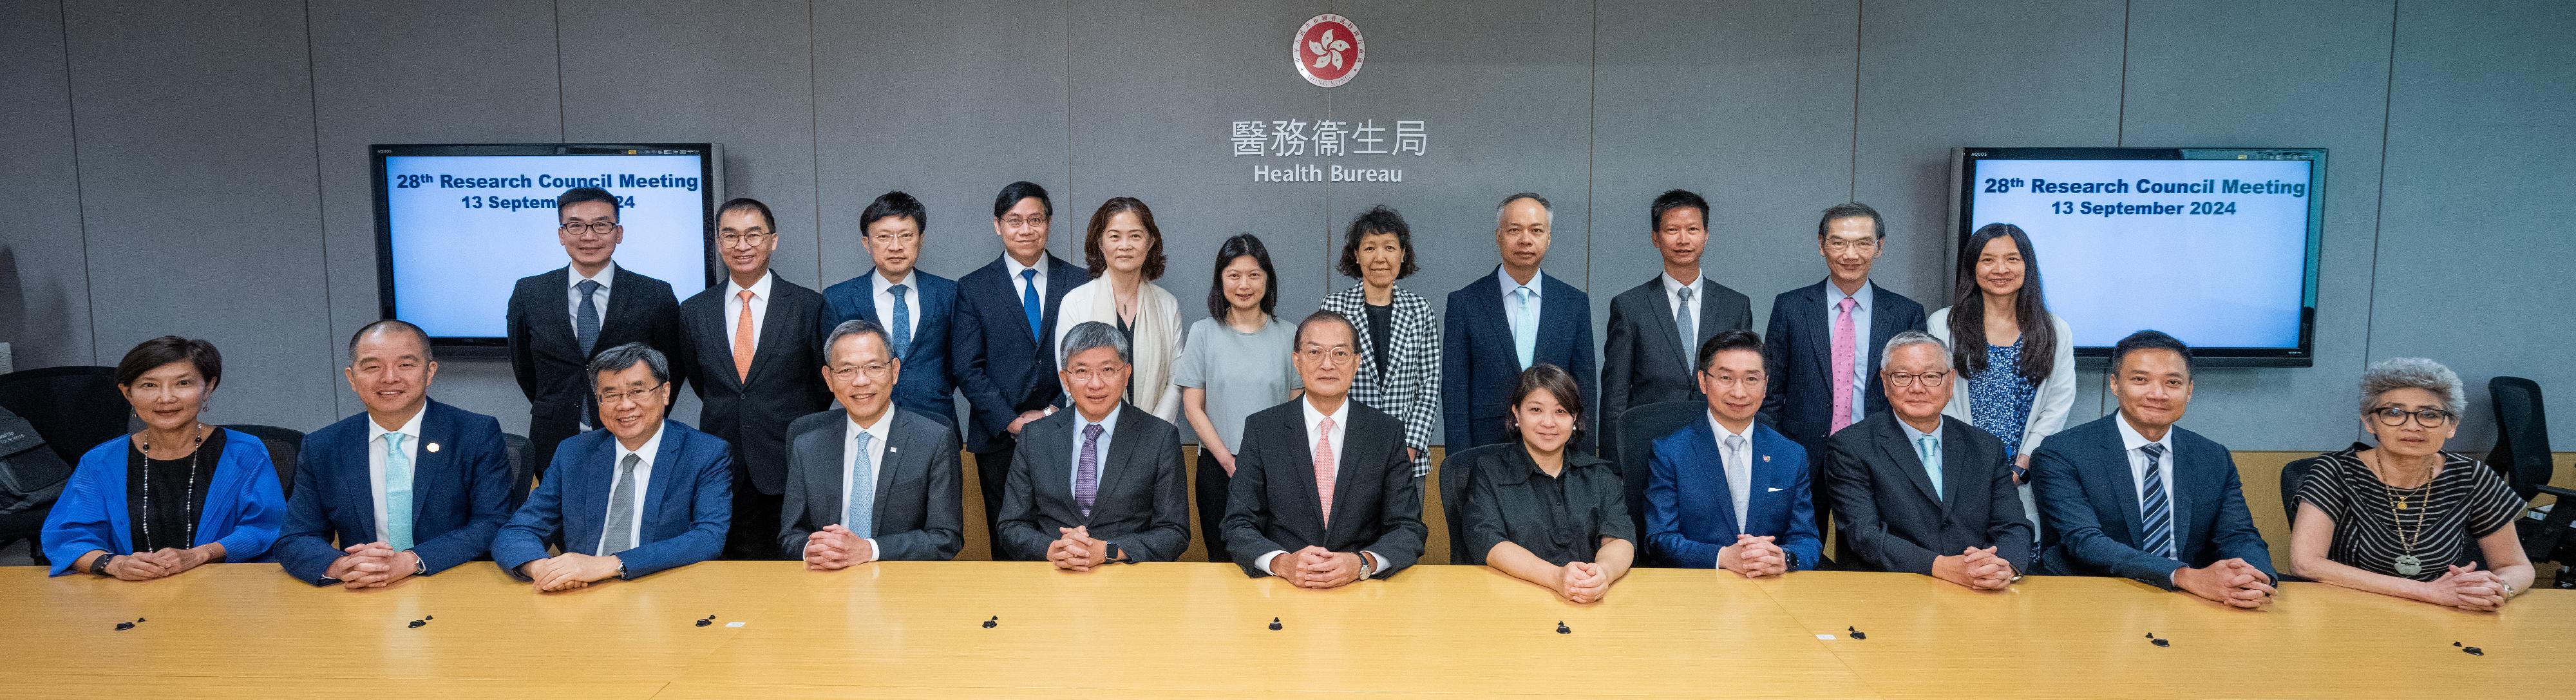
[1848,1,1861,202]
[1062,0,1073,262]
[553,0,566,141]
[302,0,341,419]
[2115,0,2130,145]
[1584,0,1596,289]
[809,0,821,284]
[2361,0,2401,413]
[59,0,100,364]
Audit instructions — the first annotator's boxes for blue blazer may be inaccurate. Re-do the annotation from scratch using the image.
[2031,415,2275,587]
[1758,279,1926,455]
[273,401,518,585]
[1643,419,1823,570]
[822,270,960,430]
[491,420,732,580]
[41,429,287,576]
[951,254,1080,453]
[1441,269,1596,450]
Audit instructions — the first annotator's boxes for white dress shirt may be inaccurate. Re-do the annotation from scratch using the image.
[1663,270,1701,355]
[597,422,664,556]
[568,263,618,333]
[1255,395,1383,579]
[873,269,922,346]
[724,270,774,352]
[843,410,890,557]
[1005,254,1049,304]
[364,407,427,545]
[1824,279,1875,421]
[2114,413,2179,529]
[1707,413,1757,532]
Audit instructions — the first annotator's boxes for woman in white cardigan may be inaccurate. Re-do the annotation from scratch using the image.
[1929,223,2074,539]
[1055,196,1185,422]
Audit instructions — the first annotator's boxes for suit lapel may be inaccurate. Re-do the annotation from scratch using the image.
[1326,410,1372,541]
[1641,277,1688,372]
[2164,437,2192,555]
[1937,419,1976,512]
[641,422,688,542]
[1282,408,1327,534]
[600,266,645,348]
[1801,283,1834,381]
[1481,271,1520,364]
[1689,421,1741,534]
[408,405,450,524]
[2098,426,2148,545]
[1873,418,1942,511]
[743,280,800,387]
[1696,279,1727,347]
[1866,285,1902,382]
[567,436,614,551]
[336,423,381,542]
[536,268,579,350]
[873,413,910,531]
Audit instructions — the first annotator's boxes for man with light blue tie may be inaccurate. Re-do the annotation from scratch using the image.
[779,319,965,564]
[1822,331,2030,589]
[822,191,960,433]
[276,321,516,587]
[1443,193,1596,451]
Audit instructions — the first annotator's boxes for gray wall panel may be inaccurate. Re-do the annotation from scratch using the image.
[0,0,93,370]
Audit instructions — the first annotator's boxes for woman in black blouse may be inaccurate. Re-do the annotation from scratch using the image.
[2289,357,2532,610]
[1459,364,1634,603]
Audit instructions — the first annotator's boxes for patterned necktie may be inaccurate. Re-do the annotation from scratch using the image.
[1674,286,1697,372]
[383,433,414,551]
[1830,296,1858,431]
[845,430,875,539]
[599,453,640,555]
[1513,286,1538,368]
[733,290,757,383]
[576,279,603,428]
[1075,423,1103,520]
[1314,417,1339,527]
[2139,443,2175,558]
[1917,433,1944,501]
[889,283,911,361]
[1020,269,1044,343]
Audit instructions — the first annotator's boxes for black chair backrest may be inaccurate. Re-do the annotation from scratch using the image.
[0,366,129,465]
[2485,377,2552,502]
[2279,456,2322,531]
[1437,443,1513,565]
[503,432,533,508]
[223,424,307,499]
[1615,401,1708,565]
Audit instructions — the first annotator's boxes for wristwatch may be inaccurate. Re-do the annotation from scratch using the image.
[1359,551,1380,577]
[1782,551,1800,571]
[90,553,113,577]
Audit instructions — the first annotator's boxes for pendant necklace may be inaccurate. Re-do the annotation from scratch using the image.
[2367,449,2433,576]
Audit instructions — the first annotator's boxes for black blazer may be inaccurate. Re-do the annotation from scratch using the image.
[1221,398,1426,578]
[1759,279,1926,454]
[1600,274,1753,435]
[1823,412,2032,576]
[677,275,831,495]
[775,408,965,562]
[950,254,1081,453]
[993,404,1191,562]
[505,265,689,428]
[1442,269,1596,450]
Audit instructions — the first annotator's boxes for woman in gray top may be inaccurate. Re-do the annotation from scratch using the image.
[1176,233,1301,562]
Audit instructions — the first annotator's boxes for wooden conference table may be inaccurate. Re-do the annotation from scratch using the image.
[0,561,2565,699]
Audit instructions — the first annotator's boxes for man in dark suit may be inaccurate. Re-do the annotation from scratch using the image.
[276,320,516,587]
[679,198,831,560]
[822,191,959,433]
[506,187,688,471]
[779,319,964,565]
[952,182,1077,555]
[1761,202,1926,538]
[493,343,732,591]
[1645,330,1822,575]
[1444,193,1596,451]
[1601,189,1752,439]
[2033,330,2277,609]
[1224,311,1426,585]
[994,321,1190,567]
[1824,330,2031,589]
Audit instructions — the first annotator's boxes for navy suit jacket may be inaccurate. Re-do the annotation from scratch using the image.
[1441,269,1596,450]
[1643,417,1823,570]
[1759,279,1927,456]
[2031,415,2276,587]
[274,401,517,585]
[951,254,1079,452]
[491,420,733,580]
[822,270,960,430]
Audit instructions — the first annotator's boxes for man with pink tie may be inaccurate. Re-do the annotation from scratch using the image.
[1222,311,1426,586]
[1759,202,1926,545]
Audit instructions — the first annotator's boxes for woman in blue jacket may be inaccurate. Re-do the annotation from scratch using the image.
[42,336,285,578]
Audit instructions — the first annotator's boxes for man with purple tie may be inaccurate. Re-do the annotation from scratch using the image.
[992,321,1189,568]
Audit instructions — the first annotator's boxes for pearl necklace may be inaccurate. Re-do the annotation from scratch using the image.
[137,423,208,551]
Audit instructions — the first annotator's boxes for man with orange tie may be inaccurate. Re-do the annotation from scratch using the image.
[679,198,830,559]
[1223,311,1425,586]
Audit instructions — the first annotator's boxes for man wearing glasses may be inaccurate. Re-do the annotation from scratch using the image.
[1759,202,1927,544]
[1644,330,1821,575]
[993,321,1191,568]
[952,182,1079,557]
[493,343,733,590]
[678,197,830,559]
[506,187,688,471]
[1222,311,1426,586]
[822,192,960,435]
[777,319,965,565]
[1822,331,2031,589]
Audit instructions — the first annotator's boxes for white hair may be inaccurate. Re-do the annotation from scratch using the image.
[2359,357,2465,416]
[1880,330,1951,371]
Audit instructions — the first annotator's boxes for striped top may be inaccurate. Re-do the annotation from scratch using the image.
[2294,444,2523,582]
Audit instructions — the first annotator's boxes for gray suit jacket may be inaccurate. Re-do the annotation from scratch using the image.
[994,404,1191,562]
[1823,412,2032,576]
[1600,275,1752,437]
[776,408,965,561]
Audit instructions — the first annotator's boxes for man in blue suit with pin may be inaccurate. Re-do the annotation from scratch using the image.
[493,343,732,590]
[952,182,1079,556]
[822,191,960,433]
[1443,192,1597,453]
[1646,330,1822,575]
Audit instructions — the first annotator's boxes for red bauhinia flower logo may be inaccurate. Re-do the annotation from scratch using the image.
[1294,14,1364,88]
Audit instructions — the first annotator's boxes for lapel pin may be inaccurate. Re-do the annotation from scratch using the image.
[1761,455,1770,462]
[888,446,898,453]
[425,442,440,453]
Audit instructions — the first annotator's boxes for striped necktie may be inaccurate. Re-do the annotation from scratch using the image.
[2139,443,2174,559]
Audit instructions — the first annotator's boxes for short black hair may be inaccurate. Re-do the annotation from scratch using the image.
[1815,201,1883,239]
[1651,189,1710,231]
[1695,328,1765,374]
[1206,233,1280,321]
[860,191,927,233]
[2110,330,2193,376]
[556,187,620,221]
[1337,205,1419,281]
[1293,310,1357,350]
[992,180,1053,220]
[348,319,435,364]
[716,197,776,232]
[1505,363,1586,442]
[116,336,222,389]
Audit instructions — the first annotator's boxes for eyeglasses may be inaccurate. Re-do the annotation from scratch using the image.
[1001,214,1048,229]
[2371,406,2456,428]
[1883,370,1950,388]
[829,361,895,382]
[561,221,620,236]
[594,382,666,406]
[866,231,920,245]
[716,231,772,248]
[1699,371,1763,389]
[1065,364,1128,385]
[1300,346,1356,366]
[1823,238,1880,254]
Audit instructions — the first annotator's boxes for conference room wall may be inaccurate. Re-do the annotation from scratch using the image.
[1,0,2566,456]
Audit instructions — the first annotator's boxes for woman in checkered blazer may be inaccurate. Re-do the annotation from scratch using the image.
[1317,205,1441,477]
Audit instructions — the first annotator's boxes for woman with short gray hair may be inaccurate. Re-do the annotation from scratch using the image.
[2288,357,2533,610]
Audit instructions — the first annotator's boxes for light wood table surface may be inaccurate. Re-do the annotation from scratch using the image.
[0,561,2564,698]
